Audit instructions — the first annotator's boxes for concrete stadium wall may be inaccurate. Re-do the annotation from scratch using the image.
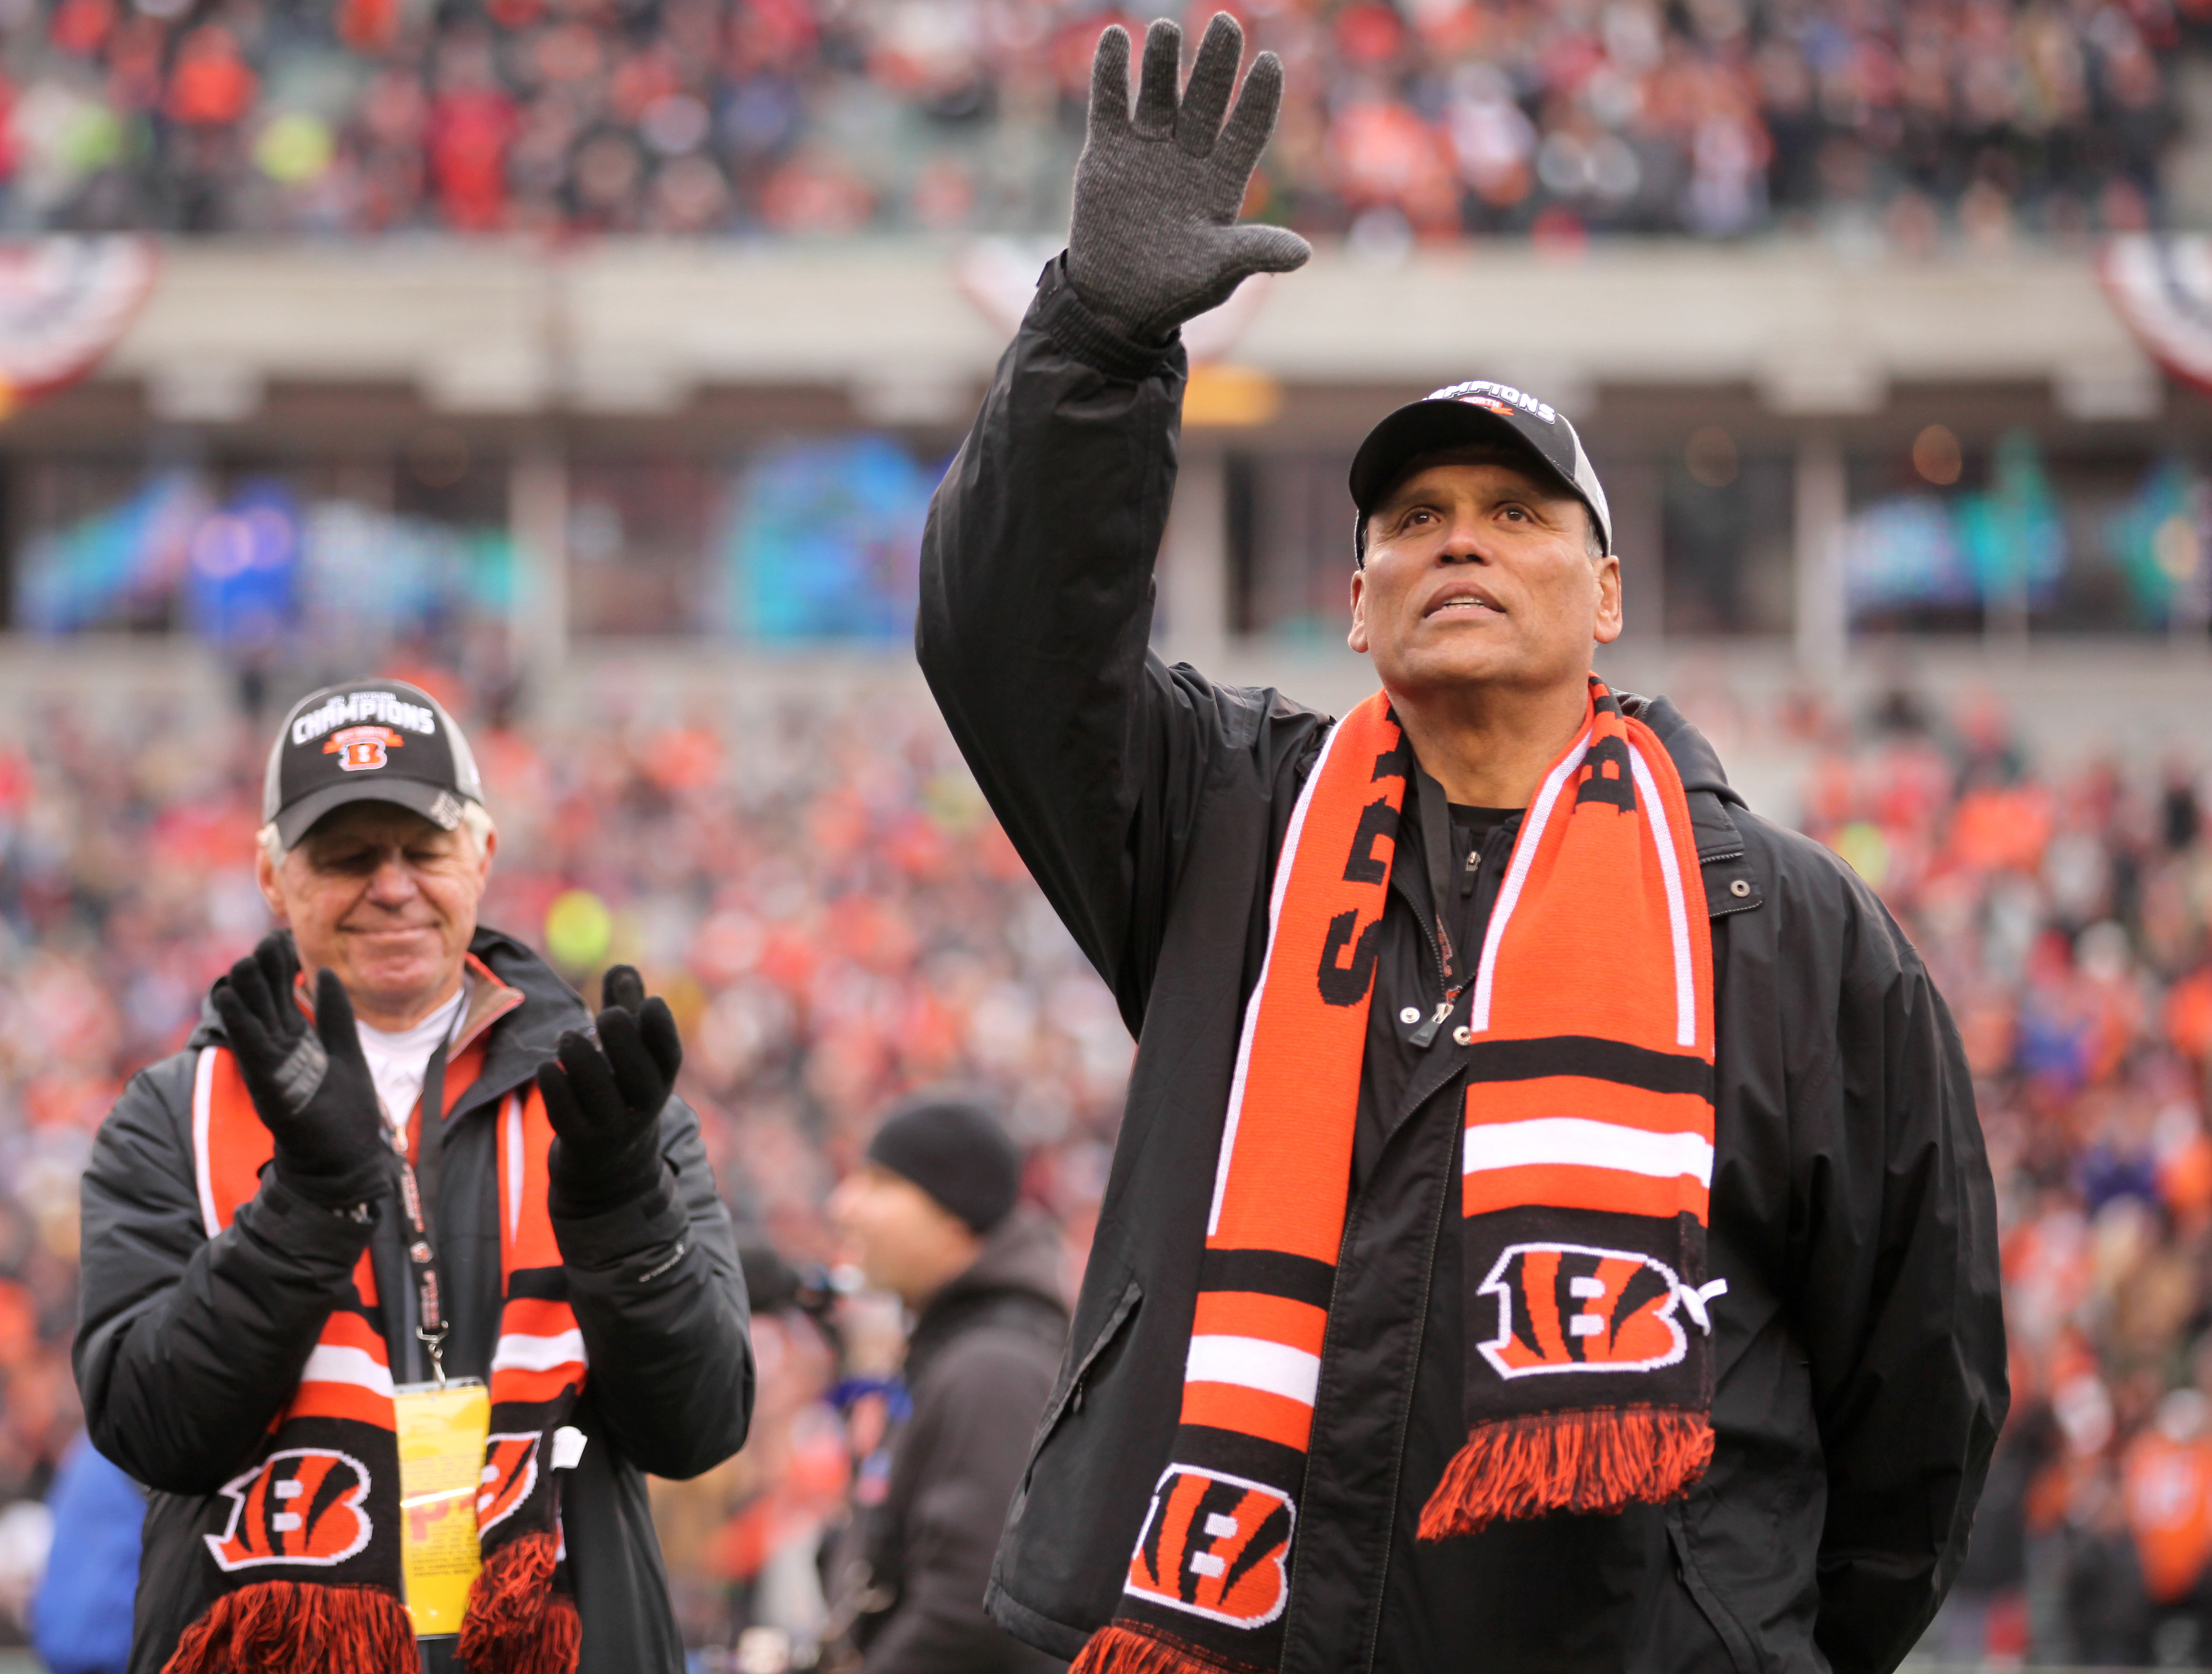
[77,239,2157,424]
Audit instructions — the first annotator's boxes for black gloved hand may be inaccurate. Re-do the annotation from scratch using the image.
[211,933,391,1212]
[537,965,681,1216]
[1067,12,1311,344]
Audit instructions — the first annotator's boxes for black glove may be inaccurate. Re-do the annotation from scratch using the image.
[210,933,391,1211]
[537,965,681,1216]
[1067,12,1311,344]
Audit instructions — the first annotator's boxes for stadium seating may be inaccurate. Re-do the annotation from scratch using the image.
[0,0,2185,241]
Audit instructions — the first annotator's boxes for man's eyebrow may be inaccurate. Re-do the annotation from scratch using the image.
[1381,484,1448,515]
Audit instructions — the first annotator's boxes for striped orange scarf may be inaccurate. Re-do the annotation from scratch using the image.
[1075,680,1718,1674]
[167,974,587,1674]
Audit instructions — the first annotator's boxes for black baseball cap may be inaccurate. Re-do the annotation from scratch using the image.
[262,678,486,848]
[1348,378,1613,560]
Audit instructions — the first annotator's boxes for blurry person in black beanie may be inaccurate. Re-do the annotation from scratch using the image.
[825,1098,1069,1673]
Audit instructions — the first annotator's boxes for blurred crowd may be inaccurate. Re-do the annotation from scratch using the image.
[0,0,2190,246]
[11,669,2212,1659]
[1794,689,2212,1665]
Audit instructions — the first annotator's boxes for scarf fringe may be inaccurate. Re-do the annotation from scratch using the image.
[458,1530,581,1674]
[1070,1622,1270,1674]
[160,1580,416,1674]
[1417,1406,1716,1541]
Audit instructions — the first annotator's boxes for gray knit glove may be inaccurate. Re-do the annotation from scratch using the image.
[1067,13,1311,344]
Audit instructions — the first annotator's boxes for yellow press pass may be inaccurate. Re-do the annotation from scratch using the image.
[395,1380,490,1637]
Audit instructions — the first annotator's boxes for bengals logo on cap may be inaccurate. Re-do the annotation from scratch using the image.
[1123,1464,1294,1629]
[477,1432,541,1532]
[205,1447,374,1571]
[1477,1243,1689,1379]
[325,725,403,772]
[1462,396,1519,419]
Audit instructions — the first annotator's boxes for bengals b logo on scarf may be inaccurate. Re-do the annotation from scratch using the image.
[1476,1243,1691,1377]
[207,1449,375,1571]
[1124,1466,1295,1630]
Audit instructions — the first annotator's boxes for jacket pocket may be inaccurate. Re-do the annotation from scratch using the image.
[1666,1513,1761,1674]
[1010,1275,1141,1517]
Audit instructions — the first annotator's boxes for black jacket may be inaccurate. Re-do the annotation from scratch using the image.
[915,259,2009,1674]
[843,1208,1070,1674]
[74,928,753,1674]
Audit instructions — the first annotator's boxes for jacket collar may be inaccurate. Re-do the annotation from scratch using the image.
[1383,689,1761,919]
[1615,690,1763,916]
[1615,691,1743,848]
[448,951,526,1058]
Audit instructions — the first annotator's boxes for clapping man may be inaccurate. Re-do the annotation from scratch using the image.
[75,679,752,1674]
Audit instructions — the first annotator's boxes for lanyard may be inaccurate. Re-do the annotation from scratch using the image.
[397,1036,454,1387]
[1415,764,1459,984]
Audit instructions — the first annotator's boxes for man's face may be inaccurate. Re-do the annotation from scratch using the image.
[828,1163,980,1308]
[256,800,494,1027]
[1349,451,1621,699]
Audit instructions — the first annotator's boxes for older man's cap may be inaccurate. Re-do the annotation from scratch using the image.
[865,1096,1022,1234]
[262,678,485,848]
[1348,378,1613,559]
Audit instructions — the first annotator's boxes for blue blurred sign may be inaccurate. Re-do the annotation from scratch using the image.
[715,436,934,642]
[183,479,298,646]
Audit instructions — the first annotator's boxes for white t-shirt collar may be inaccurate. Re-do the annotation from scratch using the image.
[356,979,469,1133]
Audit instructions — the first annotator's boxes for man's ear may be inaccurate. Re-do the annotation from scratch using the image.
[1592,552,1624,646]
[255,844,289,922]
[1348,565,1369,655]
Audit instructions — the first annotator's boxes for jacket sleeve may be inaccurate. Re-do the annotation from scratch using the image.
[1786,856,2008,1673]
[74,1058,378,1495]
[863,1335,1059,1674]
[551,1093,753,1481]
[916,256,1324,1032]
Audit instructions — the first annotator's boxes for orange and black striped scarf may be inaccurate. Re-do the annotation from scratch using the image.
[1075,680,1719,1674]
[168,963,587,1674]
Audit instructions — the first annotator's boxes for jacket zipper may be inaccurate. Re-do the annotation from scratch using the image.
[1357,1110,1459,1674]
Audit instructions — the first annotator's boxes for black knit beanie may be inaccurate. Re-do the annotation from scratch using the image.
[865,1097,1022,1234]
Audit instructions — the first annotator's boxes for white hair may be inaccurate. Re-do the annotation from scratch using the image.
[260,799,496,870]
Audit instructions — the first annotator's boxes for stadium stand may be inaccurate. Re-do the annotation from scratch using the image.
[0,0,2190,242]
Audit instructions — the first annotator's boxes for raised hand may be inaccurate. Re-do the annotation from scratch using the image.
[536,965,682,1215]
[210,932,390,1211]
[1067,12,1312,343]
[600,963,648,1017]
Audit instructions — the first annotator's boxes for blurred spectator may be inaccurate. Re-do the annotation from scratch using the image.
[821,1096,1067,1674]
[1796,692,2212,1665]
[2123,1383,2212,1661]
[31,1431,139,1674]
[0,0,2183,243]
